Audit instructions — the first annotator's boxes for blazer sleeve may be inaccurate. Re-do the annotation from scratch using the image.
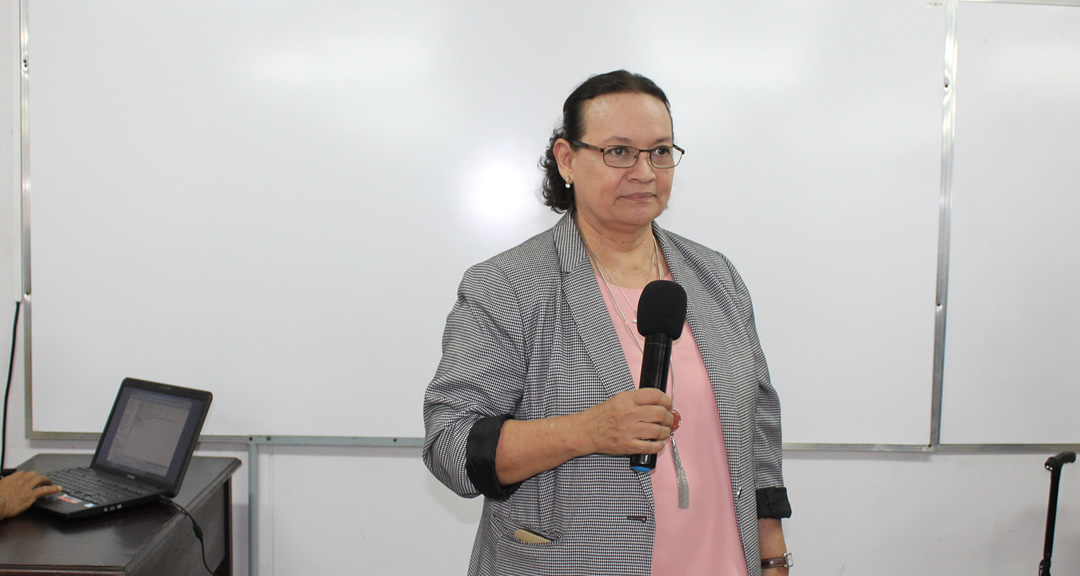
[422,261,528,498]
[728,260,792,519]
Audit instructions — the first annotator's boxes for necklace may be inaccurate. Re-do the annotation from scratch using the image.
[596,237,659,324]
[584,236,690,509]
[582,235,657,337]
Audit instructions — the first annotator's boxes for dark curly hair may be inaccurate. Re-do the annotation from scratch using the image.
[539,70,672,213]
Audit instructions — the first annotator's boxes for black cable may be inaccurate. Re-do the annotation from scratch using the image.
[163,498,216,576]
[2,301,21,472]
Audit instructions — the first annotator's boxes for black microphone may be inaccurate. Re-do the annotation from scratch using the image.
[630,280,687,473]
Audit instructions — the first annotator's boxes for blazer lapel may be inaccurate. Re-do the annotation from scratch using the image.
[655,226,743,466]
[555,214,654,500]
[553,214,637,401]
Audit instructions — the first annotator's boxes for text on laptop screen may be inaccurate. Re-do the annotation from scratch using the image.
[95,387,207,484]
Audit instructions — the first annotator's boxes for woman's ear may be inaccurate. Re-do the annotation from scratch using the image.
[552,138,575,182]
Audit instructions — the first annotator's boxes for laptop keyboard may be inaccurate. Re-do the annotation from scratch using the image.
[45,468,157,505]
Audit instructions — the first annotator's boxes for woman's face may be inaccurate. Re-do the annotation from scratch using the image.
[559,92,675,237]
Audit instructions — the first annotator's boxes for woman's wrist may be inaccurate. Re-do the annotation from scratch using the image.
[761,552,793,570]
[564,410,596,458]
[493,414,593,486]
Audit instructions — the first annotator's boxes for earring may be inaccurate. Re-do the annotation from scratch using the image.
[564,177,572,189]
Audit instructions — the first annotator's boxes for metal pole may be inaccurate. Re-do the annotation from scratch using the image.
[1039,452,1076,576]
[248,440,260,576]
[1038,466,1061,576]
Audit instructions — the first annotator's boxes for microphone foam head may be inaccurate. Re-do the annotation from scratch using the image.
[637,280,687,339]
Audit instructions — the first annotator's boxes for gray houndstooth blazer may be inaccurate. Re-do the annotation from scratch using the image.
[424,212,787,576]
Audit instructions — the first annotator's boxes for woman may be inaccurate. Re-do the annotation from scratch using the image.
[424,70,792,576]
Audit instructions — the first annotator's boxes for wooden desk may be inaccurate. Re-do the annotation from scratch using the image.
[0,454,240,576]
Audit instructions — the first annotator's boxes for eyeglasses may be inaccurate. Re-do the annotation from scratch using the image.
[571,140,685,169]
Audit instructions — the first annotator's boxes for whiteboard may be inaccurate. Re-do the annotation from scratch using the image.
[941,2,1080,444]
[28,0,943,442]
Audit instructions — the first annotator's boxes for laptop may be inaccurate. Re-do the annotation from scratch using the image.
[33,377,213,519]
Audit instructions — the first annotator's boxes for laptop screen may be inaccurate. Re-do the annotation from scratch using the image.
[92,385,210,486]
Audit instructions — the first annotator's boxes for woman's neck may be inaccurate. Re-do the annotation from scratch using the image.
[576,214,666,289]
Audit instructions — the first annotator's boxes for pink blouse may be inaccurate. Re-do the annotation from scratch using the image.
[597,273,749,576]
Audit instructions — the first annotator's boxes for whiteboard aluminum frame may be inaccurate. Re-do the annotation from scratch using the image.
[18,0,31,436]
[930,0,960,450]
[16,0,27,302]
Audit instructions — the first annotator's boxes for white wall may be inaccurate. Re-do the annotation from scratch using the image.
[2,1,1078,575]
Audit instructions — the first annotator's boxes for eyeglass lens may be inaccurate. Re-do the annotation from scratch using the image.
[604,146,681,168]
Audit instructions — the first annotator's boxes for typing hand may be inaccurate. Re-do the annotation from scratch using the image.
[0,470,63,520]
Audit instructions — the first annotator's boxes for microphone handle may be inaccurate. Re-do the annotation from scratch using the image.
[630,334,672,473]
